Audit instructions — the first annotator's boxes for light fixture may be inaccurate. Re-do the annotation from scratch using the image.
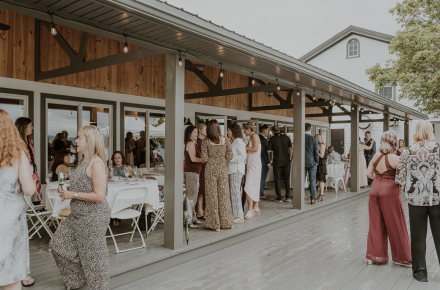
[123,33,128,53]
[276,79,280,91]
[361,107,364,113]
[70,110,72,115]
[369,110,372,114]
[184,117,193,126]
[351,102,355,111]
[178,50,182,66]
[296,85,300,96]
[219,62,224,78]
[251,72,255,85]
[50,12,57,36]
[313,90,316,101]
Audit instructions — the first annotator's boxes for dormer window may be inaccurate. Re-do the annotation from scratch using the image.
[347,39,359,58]
[377,82,395,100]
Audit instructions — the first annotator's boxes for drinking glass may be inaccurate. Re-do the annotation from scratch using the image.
[133,166,138,178]
[124,166,130,179]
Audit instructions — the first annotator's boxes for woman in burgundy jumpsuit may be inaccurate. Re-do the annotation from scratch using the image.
[365,131,411,266]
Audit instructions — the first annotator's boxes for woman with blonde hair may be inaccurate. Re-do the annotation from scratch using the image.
[50,126,111,290]
[243,121,262,219]
[396,120,440,282]
[0,110,36,290]
[365,131,411,268]
[315,133,327,201]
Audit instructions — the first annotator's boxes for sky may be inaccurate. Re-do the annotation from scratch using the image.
[165,0,402,58]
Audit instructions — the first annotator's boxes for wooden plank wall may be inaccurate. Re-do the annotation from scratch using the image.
[0,9,326,122]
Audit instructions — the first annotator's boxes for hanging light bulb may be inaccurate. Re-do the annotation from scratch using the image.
[276,79,280,91]
[296,85,300,96]
[361,107,364,113]
[50,12,57,36]
[123,33,128,53]
[70,110,72,115]
[219,62,224,78]
[313,90,316,101]
[369,110,372,114]
[251,72,255,85]
[351,102,354,111]
[178,50,182,66]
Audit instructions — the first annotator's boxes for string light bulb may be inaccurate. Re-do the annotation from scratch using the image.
[219,62,224,78]
[178,50,182,66]
[296,85,300,96]
[369,110,372,114]
[251,72,255,85]
[123,33,128,53]
[313,90,316,101]
[276,79,280,91]
[50,12,57,36]
[351,102,355,111]
[361,107,364,113]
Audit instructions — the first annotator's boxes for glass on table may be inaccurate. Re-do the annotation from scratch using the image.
[124,165,130,179]
[133,166,138,178]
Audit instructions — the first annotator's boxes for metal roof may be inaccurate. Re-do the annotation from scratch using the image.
[299,25,395,63]
[0,0,427,120]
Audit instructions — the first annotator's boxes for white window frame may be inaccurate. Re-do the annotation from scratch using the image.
[0,93,29,118]
[347,38,360,58]
[376,82,395,100]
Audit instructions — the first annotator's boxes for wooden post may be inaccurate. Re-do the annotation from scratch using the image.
[351,104,360,192]
[404,120,410,146]
[292,89,305,210]
[164,54,185,250]
[383,107,390,132]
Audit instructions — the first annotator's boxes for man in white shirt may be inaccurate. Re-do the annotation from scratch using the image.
[327,146,341,162]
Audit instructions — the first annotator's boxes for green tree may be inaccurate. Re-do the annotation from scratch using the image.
[366,0,440,116]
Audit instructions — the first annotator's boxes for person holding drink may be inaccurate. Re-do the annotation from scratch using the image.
[49,126,111,290]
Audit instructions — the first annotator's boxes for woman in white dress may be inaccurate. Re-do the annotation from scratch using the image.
[243,121,262,219]
[0,109,36,290]
[351,137,375,188]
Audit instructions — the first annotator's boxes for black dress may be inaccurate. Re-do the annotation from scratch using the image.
[316,150,327,182]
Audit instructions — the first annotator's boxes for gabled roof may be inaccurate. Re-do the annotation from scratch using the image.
[299,26,394,63]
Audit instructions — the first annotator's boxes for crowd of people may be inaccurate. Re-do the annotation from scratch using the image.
[3,104,440,289]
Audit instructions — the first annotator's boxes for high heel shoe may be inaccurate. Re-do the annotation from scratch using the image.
[253,208,261,216]
[245,210,254,219]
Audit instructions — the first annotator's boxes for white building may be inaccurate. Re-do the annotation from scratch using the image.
[300,26,438,155]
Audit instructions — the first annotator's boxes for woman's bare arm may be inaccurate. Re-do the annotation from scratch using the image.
[246,134,260,153]
[366,153,378,179]
[186,142,202,163]
[18,150,36,196]
[318,144,325,158]
[364,140,375,150]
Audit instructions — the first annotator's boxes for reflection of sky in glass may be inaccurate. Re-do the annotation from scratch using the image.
[48,109,77,143]
[0,104,23,122]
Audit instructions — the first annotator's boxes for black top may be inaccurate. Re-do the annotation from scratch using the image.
[305,133,319,168]
[268,133,292,167]
[259,134,271,167]
[52,171,58,182]
[54,139,68,151]
[364,138,376,157]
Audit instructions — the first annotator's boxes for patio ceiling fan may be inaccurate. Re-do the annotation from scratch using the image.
[0,23,11,31]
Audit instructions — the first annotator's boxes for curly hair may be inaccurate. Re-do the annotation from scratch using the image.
[111,151,127,167]
[380,131,398,154]
[184,125,197,144]
[0,110,26,168]
[228,123,243,139]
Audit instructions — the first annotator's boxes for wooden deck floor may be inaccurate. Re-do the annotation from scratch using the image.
[13,182,369,290]
[114,194,440,290]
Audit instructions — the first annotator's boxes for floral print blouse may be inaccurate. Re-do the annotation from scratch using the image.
[396,142,440,206]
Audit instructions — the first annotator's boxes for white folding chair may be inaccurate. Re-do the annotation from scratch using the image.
[45,187,63,228]
[106,187,148,253]
[25,195,54,239]
[326,163,347,193]
[146,176,165,233]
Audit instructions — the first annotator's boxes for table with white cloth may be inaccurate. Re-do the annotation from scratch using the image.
[326,162,347,189]
[46,179,160,217]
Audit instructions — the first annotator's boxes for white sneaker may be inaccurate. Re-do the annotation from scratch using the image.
[244,211,254,219]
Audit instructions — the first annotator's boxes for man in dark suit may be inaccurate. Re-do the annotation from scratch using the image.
[364,131,376,185]
[305,123,319,203]
[258,125,272,200]
[268,125,293,202]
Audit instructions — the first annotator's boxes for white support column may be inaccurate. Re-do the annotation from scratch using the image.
[292,89,305,210]
[351,104,360,192]
[164,54,185,250]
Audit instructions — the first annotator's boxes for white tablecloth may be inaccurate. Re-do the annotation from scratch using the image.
[46,179,160,217]
[326,163,346,189]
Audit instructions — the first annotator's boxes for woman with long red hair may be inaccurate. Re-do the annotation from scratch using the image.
[0,109,36,290]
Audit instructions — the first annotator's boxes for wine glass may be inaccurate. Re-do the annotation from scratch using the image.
[124,165,130,180]
[133,166,138,179]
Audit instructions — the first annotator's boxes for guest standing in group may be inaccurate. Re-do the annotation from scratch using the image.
[111,151,134,178]
[315,133,327,202]
[15,117,41,203]
[51,149,70,182]
[243,121,262,218]
[201,120,234,232]
[184,126,203,229]
[196,122,207,220]
[365,131,411,267]
[125,132,135,167]
[258,125,272,200]
[227,123,246,223]
[0,110,36,290]
[268,125,293,202]
[364,131,376,185]
[305,123,319,204]
[397,139,405,155]
[50,126,111,290]
[327,146,341,162]
[396,120,440,282]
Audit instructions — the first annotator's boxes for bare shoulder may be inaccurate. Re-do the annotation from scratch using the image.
[89,156,105,171]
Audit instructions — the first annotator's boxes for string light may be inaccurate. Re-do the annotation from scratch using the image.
[351,102,354,111]
[251,72,255,85]
[50,12,57,36]
[219,62,224,78]
[123,33,128,53]
[296,85,300,96]
[313,90,316,101]
[369,110,372,114]
[360,107,364,113]
[276,79,280,91]
[178,50,182,66]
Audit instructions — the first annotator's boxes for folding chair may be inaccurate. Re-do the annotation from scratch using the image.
[25,195,54,239]
[146,176,165,234]
[326,163,347,193]
[45,187,63,228]
[106,186,148,253]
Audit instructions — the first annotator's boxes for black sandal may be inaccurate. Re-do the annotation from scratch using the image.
[316,194,324,202]
[196,215,206,220]
[22,276,35,287]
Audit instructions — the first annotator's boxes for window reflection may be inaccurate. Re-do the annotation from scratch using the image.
[124,111,147,167]
[0,97,24,122]
[82,107,110,161]
[150,113,165,167]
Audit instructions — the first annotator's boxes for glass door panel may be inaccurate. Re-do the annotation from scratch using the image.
[124,110,148,168]
[149,112,165,167]
[82,106,111,161]
[0,97,24,121]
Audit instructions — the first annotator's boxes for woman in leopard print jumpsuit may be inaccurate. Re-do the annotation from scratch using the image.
[49,126,111,290]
